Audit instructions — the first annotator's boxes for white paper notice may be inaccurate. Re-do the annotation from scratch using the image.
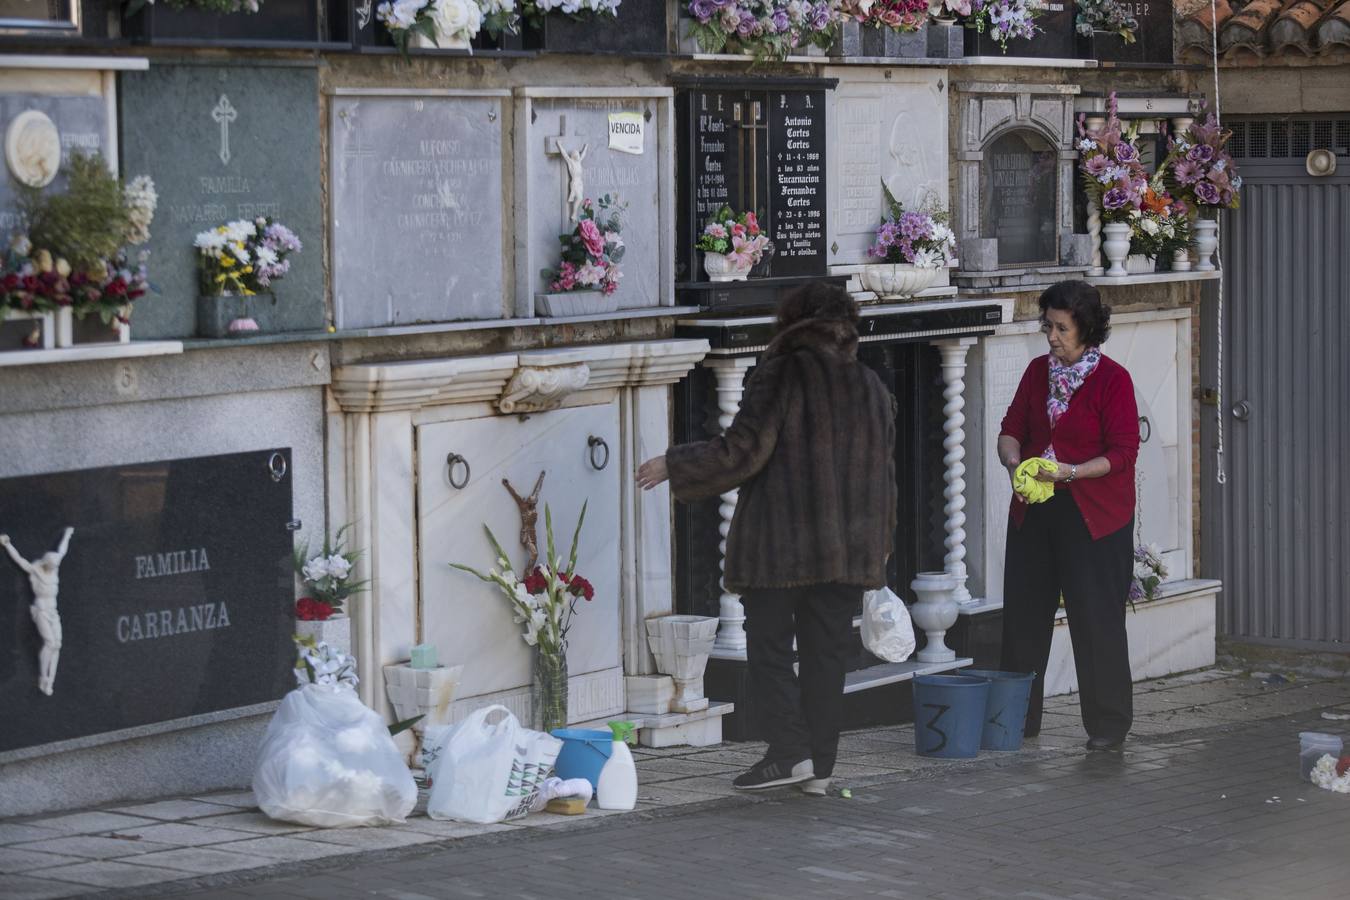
[608,112,644,155]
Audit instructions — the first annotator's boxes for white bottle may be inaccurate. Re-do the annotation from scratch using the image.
[595,737,637,810]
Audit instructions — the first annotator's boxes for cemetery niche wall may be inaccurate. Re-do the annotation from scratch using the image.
[0,450,296,759]
[675,77,844,312]
[331,89,508,329]
[953,82,1092,291]
[119,60,324,338]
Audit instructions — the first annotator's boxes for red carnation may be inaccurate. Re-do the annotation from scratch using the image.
[523,567,549,595]
[567,575,595,601]
[295,597,334,621]
[1337,755,1350,778]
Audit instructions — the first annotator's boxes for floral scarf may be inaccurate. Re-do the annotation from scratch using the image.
[1044,347,1101,461]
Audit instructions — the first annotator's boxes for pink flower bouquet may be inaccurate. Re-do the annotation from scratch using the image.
[545,194,626,295]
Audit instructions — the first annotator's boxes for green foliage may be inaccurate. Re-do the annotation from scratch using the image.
[20,152,130,272]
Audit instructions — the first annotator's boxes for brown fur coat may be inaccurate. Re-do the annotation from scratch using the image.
[667,317,897,592]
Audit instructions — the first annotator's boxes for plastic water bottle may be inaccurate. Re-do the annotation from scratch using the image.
[596,723,637,810]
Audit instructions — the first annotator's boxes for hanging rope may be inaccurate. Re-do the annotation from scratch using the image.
[1210,0,1227,486]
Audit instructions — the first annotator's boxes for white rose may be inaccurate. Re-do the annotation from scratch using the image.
[326,554,352,580]
[1140,218,1160,236]
[433,0,481,38]
[302,555,330,582]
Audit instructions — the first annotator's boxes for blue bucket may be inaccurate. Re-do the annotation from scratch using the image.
[550,728,613,792]
[963,669,1036,752]
[912,674,991,759]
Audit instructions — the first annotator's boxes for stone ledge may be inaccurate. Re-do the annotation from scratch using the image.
[1086,270,1222,287]
[0,340,182,369]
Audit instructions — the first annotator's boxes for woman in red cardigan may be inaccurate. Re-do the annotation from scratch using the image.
[997,280,1140,753]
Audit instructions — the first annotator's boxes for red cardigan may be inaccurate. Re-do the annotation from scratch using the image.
[999,353,1140,540]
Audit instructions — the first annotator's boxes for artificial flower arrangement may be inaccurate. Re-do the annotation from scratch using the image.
[377,0,491,53]
[1075,0,1137,43]
[1163,111,1242,214]
[194,216,302,297]
[293,525,369,621]
[1,151,156,338]
[521,0,620,27]
[959,0,1039,52]
[1310,754,1350,793]
[1129,542,1168,604]
[867,183,957,269]
[452,503,592,732]
[696,205,772,268]
[1124,181,1190,262]
[544,194,626,295]
[292,635,360,689]
[686,0,842,61]
[1075,94,1149,223]
[124,0,262,17]
[842,0,927,31]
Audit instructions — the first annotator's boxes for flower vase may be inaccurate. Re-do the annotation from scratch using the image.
[859,263,940,300]
[1125,254,1157,275]
[703,252,752,282]
[1101,222,1131,277]
[197,292,266,338]
[1193,218,1219,272]
[910,571,959,663]
[295,614,351,656]
[1171,248,1193,273]
[410,31,471,50]
[533,647,568,733]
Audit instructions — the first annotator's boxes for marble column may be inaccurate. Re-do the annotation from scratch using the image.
[704,356,757,658]
[1084,114,1107,276]
[934,338,977,607]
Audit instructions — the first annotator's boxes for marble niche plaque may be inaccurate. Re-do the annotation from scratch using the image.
[516,89,673,316]
[826,68,949,267]
[0,450,296,757]
[119,62,324,338]
[0,94,108,239]
[980,129,1058,267]
[332,91,507,329]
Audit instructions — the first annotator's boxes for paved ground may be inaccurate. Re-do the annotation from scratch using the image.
[3,669,1349,900]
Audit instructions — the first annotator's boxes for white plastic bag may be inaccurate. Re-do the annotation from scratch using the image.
[252,683,417,828]
[424,705,562,824]
[861,585,916,663]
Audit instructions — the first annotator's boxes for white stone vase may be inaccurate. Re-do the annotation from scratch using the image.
[295,614,351,656]
[1101,222,1131,277]
[410,31,471,50]
[1193,218,1219,272]
[645,615,719,713]
[1171,248,1193,272]
[383,662,465,767]
[535,289,618,317]
[859,263,940,300]
[910,571,959,663]
[703,251,753,282]
[1125,254,1157,275]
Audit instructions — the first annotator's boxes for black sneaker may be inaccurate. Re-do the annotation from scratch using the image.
[732,758,814,791]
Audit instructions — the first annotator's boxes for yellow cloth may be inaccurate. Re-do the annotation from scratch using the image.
[1013,457,1059,504]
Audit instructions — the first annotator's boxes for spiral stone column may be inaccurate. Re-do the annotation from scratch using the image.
[1084,114,1107,276]
[704,356,757,656]
[934,338,977,607]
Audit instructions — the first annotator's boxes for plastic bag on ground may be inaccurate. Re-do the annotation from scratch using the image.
[862,585,916,663]
[252,683,417,828]
[425,704,562,824]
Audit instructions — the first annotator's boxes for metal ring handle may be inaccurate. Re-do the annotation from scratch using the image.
[268,452,287,482]
[1138,415,1152,444]
[587,435,610,471]
[446,452,471,489]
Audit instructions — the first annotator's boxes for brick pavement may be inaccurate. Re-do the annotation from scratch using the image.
[3,669,1349,900]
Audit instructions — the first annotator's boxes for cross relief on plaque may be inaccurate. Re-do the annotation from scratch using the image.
[212,95,238,166]
[543,114,588,223]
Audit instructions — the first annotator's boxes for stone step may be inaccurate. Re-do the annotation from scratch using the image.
[574,702,735,749]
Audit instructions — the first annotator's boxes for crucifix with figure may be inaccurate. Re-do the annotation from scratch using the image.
[212,94,238,166]
[544,115,588,223]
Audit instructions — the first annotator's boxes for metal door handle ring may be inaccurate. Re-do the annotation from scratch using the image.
[1231,401,1252,422]
[268,452,288,482]
[1138,415,1152,444]
[587,436,610,471]
[447,453,471,489]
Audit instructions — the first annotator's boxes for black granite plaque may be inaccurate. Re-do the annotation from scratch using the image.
[677,80,831,286]
[0,450,296,754]
[528,0,667,53]
[0,94,108,239]
[1078,0,1173,63]
[964,0,1076,58]
[980,130,1058,267]
[768,90,827,278]
[118,62,324,338]
[121,0,324,43]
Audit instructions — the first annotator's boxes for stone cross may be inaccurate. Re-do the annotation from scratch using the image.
[544,115,588,222]
[212,94,238,166]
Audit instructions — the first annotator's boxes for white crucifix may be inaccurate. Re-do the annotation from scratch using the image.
[543,114,588,222]
[212,94,238,166]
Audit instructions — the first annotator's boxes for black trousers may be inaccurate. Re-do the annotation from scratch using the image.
[1001,491,1134,742]
[742,583,860,778]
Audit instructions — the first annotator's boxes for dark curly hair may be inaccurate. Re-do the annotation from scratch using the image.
[776,281,860,332]
[1038,280,1112,347]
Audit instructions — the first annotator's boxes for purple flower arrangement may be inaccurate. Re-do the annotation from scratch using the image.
[686,0,841,60]
[867,183,957,269]
[1075,92,1149,223]
[1163,111,1241,214]
[963,0,1038,52]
